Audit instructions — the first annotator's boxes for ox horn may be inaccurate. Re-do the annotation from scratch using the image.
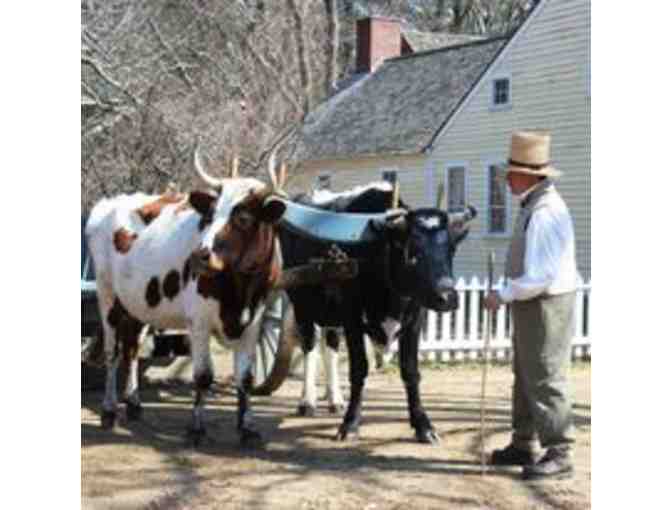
[448,205,478,228]
[267,150,279,190]
[230,155,239,179]
[193,147,223,193]
[278,161,288,189]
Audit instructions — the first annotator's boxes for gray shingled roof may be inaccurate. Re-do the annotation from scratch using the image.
[402,30,485,52]
[295,37,508,162]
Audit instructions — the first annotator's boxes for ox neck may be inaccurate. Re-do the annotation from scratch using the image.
[382,241,414,298]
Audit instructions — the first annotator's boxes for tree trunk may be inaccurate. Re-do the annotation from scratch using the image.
[323,0,340,98]
[287,0,313,117]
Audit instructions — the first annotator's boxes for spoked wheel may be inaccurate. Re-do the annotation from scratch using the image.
[251,291,298,396]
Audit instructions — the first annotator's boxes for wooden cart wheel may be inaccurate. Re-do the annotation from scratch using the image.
[251,291,298,396]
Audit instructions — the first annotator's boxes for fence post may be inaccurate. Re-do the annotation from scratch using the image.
[455,277,467,361]
[468,275,481,360]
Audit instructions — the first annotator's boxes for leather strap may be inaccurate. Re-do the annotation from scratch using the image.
[508,158,551,170]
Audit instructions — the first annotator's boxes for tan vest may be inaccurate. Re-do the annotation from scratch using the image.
[505,179,557,279]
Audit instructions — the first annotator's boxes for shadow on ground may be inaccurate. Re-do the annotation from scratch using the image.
[82,371,591,509]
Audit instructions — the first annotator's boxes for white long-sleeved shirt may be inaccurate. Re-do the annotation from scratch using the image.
[499,191,579,303]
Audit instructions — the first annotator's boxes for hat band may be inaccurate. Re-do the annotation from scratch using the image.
[508,158,551,171]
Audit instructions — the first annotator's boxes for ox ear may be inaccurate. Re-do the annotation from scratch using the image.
[259,196,287,224]
[189,190,217,217]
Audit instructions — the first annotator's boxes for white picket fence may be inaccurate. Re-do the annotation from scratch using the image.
[389,276,592,362]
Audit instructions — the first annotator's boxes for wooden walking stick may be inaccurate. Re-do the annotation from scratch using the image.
[480,252,495,475]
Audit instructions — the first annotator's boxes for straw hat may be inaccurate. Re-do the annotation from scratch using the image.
[501,131,562,178]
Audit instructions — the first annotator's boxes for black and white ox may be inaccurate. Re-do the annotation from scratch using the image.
[277,182,476,443]
[85,150,286,444]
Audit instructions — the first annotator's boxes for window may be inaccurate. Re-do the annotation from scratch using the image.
[381,170,397,184]
[446,166,466,213]
[487,163,509,234]
[315,174,331,190]
[491,75,512,110]
[493,79,509,104]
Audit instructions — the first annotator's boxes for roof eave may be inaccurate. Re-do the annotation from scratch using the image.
[298,147,425,165]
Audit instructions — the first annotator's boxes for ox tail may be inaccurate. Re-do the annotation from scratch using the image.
[84,198,120,279]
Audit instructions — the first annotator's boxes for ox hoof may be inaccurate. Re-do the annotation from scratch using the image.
[186,426,207,447]
[101,410,116,430]
[239,427,264,447]
[335,423,360,442]
[328,403,345,415]
[126,402,143,421]
[416,428,441,445]
[297,403,317,417]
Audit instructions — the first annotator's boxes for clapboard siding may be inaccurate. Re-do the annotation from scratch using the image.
[431,0,591,279]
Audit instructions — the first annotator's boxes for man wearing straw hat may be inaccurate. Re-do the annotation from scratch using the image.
[484,131,579,481]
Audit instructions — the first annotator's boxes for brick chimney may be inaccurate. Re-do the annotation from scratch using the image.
[356,17,401,73]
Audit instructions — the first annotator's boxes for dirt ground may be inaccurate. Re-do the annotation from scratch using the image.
[81,350,591,510]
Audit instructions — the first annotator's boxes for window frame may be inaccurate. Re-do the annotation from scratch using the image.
[489,73,512,111]
[443,162,468,214]
[484,159,511,237]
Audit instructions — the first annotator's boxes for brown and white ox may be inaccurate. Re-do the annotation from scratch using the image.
[85,150,286,445]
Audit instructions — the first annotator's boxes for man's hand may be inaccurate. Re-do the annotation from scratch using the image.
[483,291,503,311]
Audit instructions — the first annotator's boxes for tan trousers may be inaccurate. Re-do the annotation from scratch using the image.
[511,292,576,452]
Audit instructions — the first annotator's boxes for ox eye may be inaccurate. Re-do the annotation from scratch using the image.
[234,211,256,231]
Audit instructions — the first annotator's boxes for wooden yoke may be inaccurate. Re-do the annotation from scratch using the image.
[267,151,279,190]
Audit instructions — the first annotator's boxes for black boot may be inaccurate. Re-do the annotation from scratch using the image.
[490,444,536,466]
[522,447,573,480]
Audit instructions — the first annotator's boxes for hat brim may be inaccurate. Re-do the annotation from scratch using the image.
[495,162,563,179]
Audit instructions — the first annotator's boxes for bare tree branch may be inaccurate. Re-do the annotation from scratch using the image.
[287,0,313,116]
[237,33,303,115]
[81,0,535,212]
[148,18,195,91]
